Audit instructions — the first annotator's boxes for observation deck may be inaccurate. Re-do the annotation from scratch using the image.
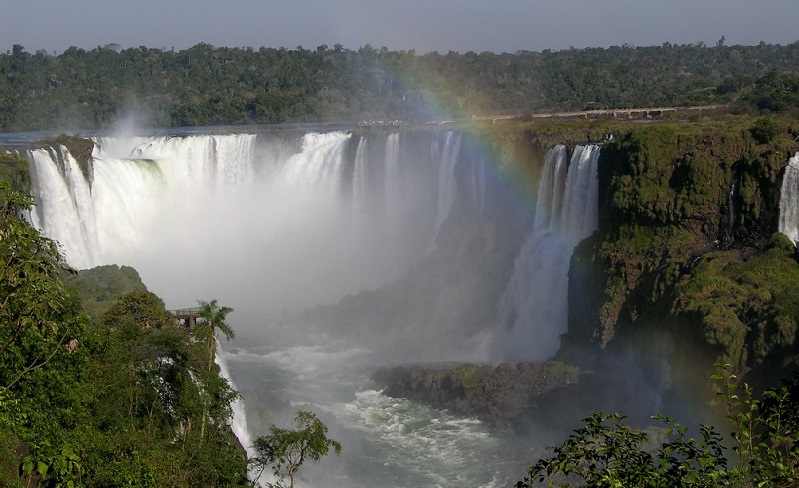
[169,307,201,328]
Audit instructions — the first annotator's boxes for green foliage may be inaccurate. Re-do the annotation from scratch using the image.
[252,410,342,488]
[63,265,148,320]
[197,299,235,372]
[516,412,731,488]
[743,70,799,114]
[518,365,799,487]
[21,443,82,488]
[1,42,799,130]
[0,179,88,427]
[674,238,799,371]
[0,178,249,486]
[750,117,781,144]
[101,288,176,330]
[78,294,247,486]
[575,118,792,358]
[712,364,799,486]
[0,153,30,194]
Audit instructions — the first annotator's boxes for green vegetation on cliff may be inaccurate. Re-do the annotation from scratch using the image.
[0,180,249,486]
[0,152,29,194]
[675,234,799,374]
[566,116,799,388]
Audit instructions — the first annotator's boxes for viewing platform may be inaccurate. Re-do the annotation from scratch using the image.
[169,307,201,328]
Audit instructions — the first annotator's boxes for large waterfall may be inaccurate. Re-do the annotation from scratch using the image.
[27,131,468,314]
[22,129,602,488]
[492,144,600,361]
[779,152,799,244]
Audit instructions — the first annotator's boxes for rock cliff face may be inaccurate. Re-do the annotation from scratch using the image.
[563,120,799,390]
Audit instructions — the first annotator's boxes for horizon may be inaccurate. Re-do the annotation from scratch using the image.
[2,0,798,56]
[5,38,799,57]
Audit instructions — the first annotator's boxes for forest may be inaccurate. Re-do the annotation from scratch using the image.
[1,41,799,131]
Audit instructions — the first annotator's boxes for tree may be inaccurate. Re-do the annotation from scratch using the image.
[515,412,731,487]
[750,117,780,144]
[197,299,234,372]
[516,365,799,487]
[251,410,342,488]
[196,299,234,444]
[0,180,90,487]
[0,180,86,392]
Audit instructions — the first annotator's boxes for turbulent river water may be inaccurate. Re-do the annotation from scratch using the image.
[9,125,606,487]
[220,325,525,488]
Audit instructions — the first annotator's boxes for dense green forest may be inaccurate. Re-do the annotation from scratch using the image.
[1,41,799,131]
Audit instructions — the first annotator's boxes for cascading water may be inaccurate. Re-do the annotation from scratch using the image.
[23,128,600,488]
[352,136,369,215]
[430,131,462,251]
[492,144,600,362]
[28,146,101,267]
[779,152,799,244]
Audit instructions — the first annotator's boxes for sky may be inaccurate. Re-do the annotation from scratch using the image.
[1,0,797,55]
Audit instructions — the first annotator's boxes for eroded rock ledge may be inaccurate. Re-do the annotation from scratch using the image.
[373,361,580,428]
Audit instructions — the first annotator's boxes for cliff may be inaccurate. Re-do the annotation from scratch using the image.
[563,117,799,392]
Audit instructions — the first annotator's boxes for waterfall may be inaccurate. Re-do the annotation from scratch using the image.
[352,136,369,215]
[726,166,739,246]
[430,131,462,251]
[28,146,99,268]
[469,155,486,212]
[214,344,254,456]
[779,152,799,245]
[384,132,401,232]
[26,130,473,314]
[492,144,600,361]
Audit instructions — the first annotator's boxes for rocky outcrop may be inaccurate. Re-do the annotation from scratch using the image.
[373,361,579,427]
[563,120,799,389]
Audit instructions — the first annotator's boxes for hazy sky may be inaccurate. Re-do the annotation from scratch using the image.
[2,0,797,54]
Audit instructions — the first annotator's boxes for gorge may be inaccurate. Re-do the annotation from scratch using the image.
[8,117,799,486]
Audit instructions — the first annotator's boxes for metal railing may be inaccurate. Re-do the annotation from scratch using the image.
[169,307,202,316]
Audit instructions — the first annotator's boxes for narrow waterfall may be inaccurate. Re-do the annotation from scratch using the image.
[492,144,600,361]
[779,152,799,244]
[384,132,401,234]
[214,344,254,456]
[352,136,369,215]
[430,131,462,251]
[469,154,486,212]
[726,166,739,246]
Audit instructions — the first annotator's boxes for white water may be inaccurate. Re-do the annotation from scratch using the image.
[24,130,600,487]
[430,132,462,251]
[222,323,516,488]
[492,145,600,361]
[28,131,464,312]
[779,152,799,244]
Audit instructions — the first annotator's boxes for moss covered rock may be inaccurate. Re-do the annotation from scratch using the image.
[564,117,799,388]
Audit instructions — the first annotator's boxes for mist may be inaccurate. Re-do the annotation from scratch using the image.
[24,125,619,486]
[29,129,482,339]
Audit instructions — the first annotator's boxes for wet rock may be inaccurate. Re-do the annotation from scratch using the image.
[373,361,580,428]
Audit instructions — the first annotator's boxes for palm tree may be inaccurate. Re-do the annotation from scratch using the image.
[196,299,234,443]
[197,299,234,372]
